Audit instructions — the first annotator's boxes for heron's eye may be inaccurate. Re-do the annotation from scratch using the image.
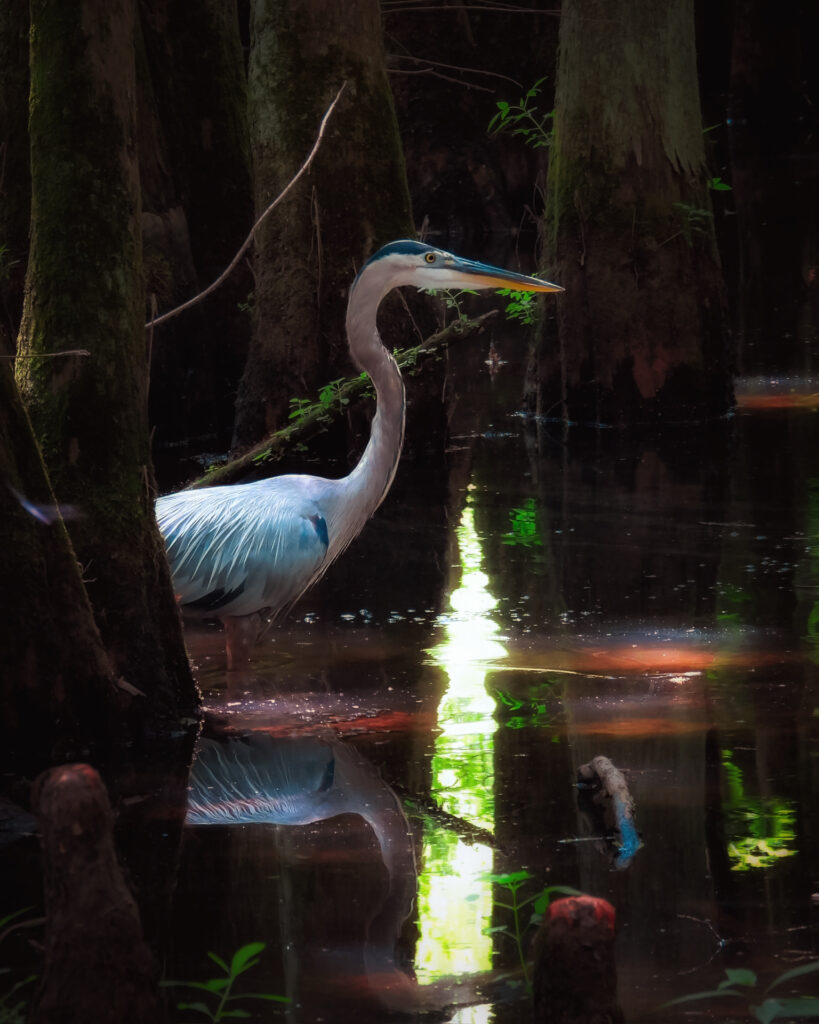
[424,252,436,264]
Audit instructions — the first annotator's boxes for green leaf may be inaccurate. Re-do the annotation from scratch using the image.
[756,996,819,1020]
[532,885,583,917]
[662,989,743,1008]
[765,961,819,993]
[177,1001,215,1019]
[482,925,509,936]
[752,998,782,1024]
[163,979,228,993]
[486,870,533,886]
[203,978,231,992]
[721,967,757,989]
[206,952,230,974]
[230,942,266,976]
[495,689,524,710]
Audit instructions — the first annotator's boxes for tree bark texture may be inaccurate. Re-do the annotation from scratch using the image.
[15,0,196,720]
[0,364,118,774]
[0,0,30,354]
[232,0,416,450]
[537,0,733,427]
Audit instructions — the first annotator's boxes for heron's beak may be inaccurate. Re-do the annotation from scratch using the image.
[444,254,563,293]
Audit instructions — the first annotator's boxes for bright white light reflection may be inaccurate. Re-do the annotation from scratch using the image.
[450,1005,493,1024]
[417,502,504,983]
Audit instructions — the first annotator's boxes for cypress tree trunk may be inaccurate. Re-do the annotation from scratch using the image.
[535,0,732,427]
[0,364,117,774]
[232,0,415,450]
[15,0,196,722]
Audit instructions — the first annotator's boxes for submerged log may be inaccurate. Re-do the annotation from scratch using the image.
[31,765,157,1024]
[578,754,643,869]
[532,895,624,1024]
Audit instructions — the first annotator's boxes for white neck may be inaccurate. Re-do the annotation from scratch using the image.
[323,258,407,557]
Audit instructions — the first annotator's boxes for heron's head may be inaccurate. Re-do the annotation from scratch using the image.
[357,239,563,295]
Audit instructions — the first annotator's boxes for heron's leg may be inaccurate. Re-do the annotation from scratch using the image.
[222,612,262,671]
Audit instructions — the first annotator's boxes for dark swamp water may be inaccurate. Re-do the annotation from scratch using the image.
[4,301,819,1021]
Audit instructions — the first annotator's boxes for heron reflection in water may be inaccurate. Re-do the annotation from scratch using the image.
[157,241,562,667]
[186,732,417,1009]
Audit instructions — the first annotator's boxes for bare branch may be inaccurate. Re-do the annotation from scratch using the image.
[387,52,522,88]
[2,349,90,360]
[388,66,494,92]
[145,82,347,331]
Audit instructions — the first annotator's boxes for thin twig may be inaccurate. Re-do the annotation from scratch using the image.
[2,349,90,360]
[146,293,157,396]
[389,67,494,92]
[145,82,347,331]
[387,51,522,87]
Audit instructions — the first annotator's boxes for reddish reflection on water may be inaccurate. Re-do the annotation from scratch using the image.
[735,376,819,409]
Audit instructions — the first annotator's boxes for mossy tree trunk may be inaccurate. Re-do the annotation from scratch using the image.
[232,0,415,450]
[534,0,733,428]
[0,364,118,775]
[15,0,196,722]
[0,0,30,354]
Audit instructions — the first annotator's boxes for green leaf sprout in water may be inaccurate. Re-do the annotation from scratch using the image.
[481,873,580,988]
[162,941,289,1022]
[663,961,819,1023]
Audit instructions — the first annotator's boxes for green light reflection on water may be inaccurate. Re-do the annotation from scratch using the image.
[722,749,798,871]
[416,501,505,986]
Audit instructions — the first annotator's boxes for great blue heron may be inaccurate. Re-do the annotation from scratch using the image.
[156,240,562,667]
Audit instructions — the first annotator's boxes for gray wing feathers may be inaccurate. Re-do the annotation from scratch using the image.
[156,480,330,616]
